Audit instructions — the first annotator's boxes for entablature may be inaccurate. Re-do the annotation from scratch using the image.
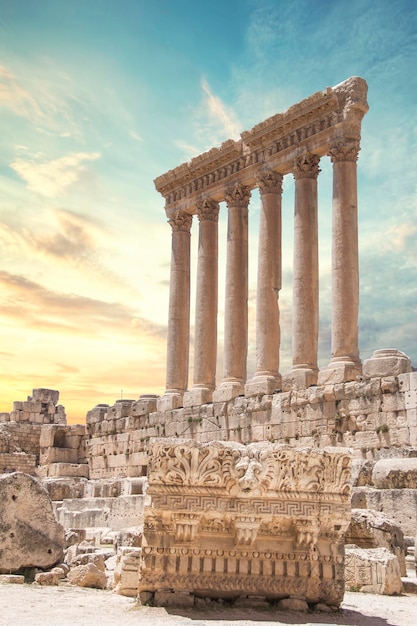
[155,77,368,217]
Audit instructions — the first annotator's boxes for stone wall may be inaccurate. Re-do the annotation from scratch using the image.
[0,452,37,474]
[85,372,417,480]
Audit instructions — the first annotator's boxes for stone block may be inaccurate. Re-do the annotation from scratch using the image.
[345,547,402,595]
[139,439,352,608]
[372,458,417,489]
[363,350,412,379]
[32,388,60,404]
[0,574,24,584]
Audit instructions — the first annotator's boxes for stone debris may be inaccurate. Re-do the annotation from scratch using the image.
[345,546,403,595]
[346,509,407,575]
[113,547,141,597]
[67,562,107,589]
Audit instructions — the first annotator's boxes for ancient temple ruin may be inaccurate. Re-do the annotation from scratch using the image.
[154,76,369,410]
[1,76,417,605]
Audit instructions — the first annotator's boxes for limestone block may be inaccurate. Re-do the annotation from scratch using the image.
[34,567,64,586]
[346,509,406,575]
[23,401,42,413]
[363,350,412,379]
[113,547,142,597]
[345,547,402,595]
[351,487,417,537]
[0,574,24,584]
[32,388,60,405]
[139,439,352,608]
[67,562,107,589]
[39,425,58,448]
[372,458,417,489]
[0,472,64,573]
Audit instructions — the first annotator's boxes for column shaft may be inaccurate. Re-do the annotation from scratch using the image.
[161,210,192,410]
[284,153,320,390]
[245,170,283,396]
[213,183,251,401]
[318,140,362,385]
[184,199,219,406]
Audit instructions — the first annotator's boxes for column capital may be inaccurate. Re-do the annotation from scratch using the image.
[256,169,283,195]
[328,139,360,163]
[168,210,193,232]
[293,152,321,180]
[196,198,220,223]
[225,182,251,208]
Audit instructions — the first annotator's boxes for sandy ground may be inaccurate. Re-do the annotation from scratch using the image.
[0,586,416,626]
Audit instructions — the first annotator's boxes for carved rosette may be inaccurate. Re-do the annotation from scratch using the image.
[224,182,251,209]
[293,152,321,180]
[256,169,283,195]
[196,198,220,223]
[328,139,360,163]
[168,210,193,232]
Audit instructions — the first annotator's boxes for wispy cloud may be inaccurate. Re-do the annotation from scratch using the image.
[0,64,44,121]
[10,150,101,198]
[189,77,242,150]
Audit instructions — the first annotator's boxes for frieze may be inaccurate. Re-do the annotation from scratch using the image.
[139,572,308,595]
[147,440,352,497]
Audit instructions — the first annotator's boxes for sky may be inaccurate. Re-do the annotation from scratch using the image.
[0,0,416,424]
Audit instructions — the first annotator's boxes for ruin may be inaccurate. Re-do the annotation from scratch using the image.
[1,76,417,605]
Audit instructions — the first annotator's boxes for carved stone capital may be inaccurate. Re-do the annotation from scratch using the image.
[328,139,360,163]
[293,153,321,180]
[225,182,251,208]
[196,198,220,223]
[168,210,193,233]
[256,170,283,195]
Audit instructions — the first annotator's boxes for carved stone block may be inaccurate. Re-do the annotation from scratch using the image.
[139,439,352,608]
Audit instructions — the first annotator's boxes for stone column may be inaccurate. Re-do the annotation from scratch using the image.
[284,153,320,390]
[318,139,362,385]
[158,210,192,411]
[245,170,283,397]
[213,183,251,402]
[184,198,220,407]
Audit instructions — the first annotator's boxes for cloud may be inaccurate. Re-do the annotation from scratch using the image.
[10,151,101,198]
[0,271,166,340]
[200,77,241,139]
[0,64,44,121]
[129,130,143,142]
[190,78,242,149]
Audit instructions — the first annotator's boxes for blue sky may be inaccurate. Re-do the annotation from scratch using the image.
[0,0,416,422]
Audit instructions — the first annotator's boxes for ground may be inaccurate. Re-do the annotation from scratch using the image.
[0,586,416,626]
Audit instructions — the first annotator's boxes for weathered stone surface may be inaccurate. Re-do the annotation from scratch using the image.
[0,472,64,573]
[345,546,402,595]
[372,458,417,489]
[139,439,352,608]
[113,547,141,597]
[34,567,64,586]
[0,574,24,584]
[67,562,107,589]
[352,487,417,537]
[346,509,406,575]
[363,349,412,378]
